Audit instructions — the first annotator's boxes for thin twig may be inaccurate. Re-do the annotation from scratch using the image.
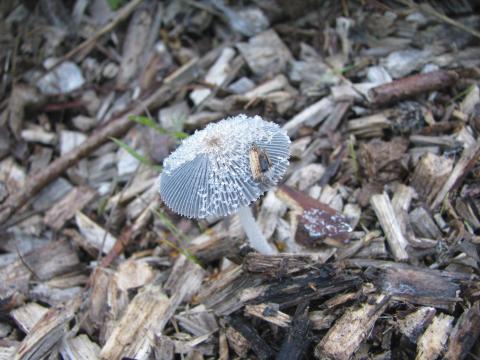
[14,239,41,281]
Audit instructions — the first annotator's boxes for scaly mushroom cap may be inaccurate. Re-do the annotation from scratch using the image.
[159,114,290,218]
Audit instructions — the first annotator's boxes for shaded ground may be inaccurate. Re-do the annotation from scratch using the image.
[0,0,479,359]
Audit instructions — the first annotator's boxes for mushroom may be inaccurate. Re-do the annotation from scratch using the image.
[159,114,290,254]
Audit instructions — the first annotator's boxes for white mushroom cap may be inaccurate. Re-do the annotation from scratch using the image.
[159,114,290,218]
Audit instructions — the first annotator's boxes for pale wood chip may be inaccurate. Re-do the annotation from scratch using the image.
[370,192,410,261]
[14,300,80,360]
[10,303,49,334]
[44,186,96,230]
[314,294,389,360]
[416,313,454,360]
[60,334,101,360]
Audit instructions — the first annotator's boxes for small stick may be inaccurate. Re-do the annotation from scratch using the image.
[370,192,410,261]
[444,301,480,360]
[370,70,459,105]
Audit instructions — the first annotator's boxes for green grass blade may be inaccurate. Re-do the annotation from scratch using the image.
[129,115,164,132]
[128,115,189,140]
[347,138,361,183]
[110,137,162,171]
[107,0,125,10]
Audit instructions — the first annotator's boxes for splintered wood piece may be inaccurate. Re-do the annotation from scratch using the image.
[225,326,249,358]
[392,185,417,244]
[277,303,311,360]
[188,235,242,263]
[10,303,49,334]
[106,176,156,210]
[101,256,204,356]
[190,47,236,105]
[283,97,335,136]
[346,259,474,281]
[60,334,101,360]
[243,253,316,277]
[460,84,479,116]
[308,310,336,331]
[244,303,291,327]
[397,307,436,343]
[444,301,480,360]
[14,300,80,360]
[410,152,453,205]
[277,185,352,247]
[0,342,18,360]
[455,197,480,230]
[43,186,96,230]
[218,329,229,360]
[164,255,206,305]
[376,265,461,310]
[252,269,360,310]
[116,2,154,87]
[87,267,119,338]
[431,140,480,209]
[323,292,358,309]
[236,29,293,77]
[153,335,175,360]
[195,265,243,303]
[124,186,156,221]
[409,207,442,240]
[21,127,57,145]
[318,100,351,135]
[29,283,82,306]
[200,263,359,316]
[355,236,388,259]
[336,231,381,260]
[286,163,326,191]
[346,113,390,138]
[198,267,262,316]
[175,305,218,337]
[0,240,80,303]
[100,286,170,360]
[115,259,156,291]
[355,237,390,259]
[243,74,288,100]
[172,333,214,356]
[314,294,389,360]
[416,313,454,360]
[370,192,410,261]
[188,221,243,263]
[227,316,274,360]
[75,212,117,254]
[95,255,203,356]
[360,138,409,182]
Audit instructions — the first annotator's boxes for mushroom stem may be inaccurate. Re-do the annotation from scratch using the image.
[237,206,277,255]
